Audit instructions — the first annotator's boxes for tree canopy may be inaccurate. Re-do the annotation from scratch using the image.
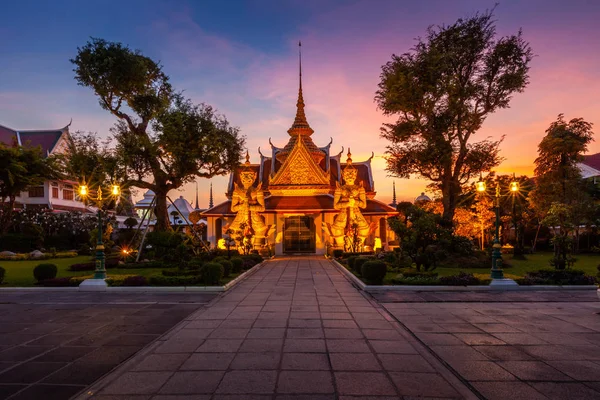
[376,10,533,225]
[0,143,61,233]
[71,38,245,230]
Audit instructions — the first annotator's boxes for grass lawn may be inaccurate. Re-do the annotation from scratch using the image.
[341,252,600,285]
[0,256,246,287]
[433,252,600,278]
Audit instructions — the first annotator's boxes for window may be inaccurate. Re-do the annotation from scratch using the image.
[63,184,74,201]
[28,186,44,198]
[52,186,59,199]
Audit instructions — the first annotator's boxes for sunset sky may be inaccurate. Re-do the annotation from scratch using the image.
[1,0,599,207]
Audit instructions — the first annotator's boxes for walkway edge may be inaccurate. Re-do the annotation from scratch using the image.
[0,260,266,293]
[331,259,598,292]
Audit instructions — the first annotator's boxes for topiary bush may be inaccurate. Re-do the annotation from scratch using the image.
[33,263,58,282]
[148,275,202,286]
[333,249,344,259]
[202,262,224,285]
[218,260,233,277]
[353,256,373,275]
[439,272,480,286]
[400,269,438,278]
[516,269,595,285]
[230,257,243,274]
[361,260,387,285]
[346,256,358,271]
[122,275,148,286]
[0,266,5,284]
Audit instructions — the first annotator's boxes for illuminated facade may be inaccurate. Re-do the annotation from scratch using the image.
[202,61,397,255]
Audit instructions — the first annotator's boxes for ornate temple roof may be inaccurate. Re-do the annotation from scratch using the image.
[0,122,71,156]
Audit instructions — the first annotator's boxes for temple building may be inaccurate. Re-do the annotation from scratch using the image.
[202,51,397,255]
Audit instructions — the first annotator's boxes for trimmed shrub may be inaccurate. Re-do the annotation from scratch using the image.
[148,275,202,286]
[121,260,170,269]
[390,275,441,285]
[218,260,233,277]
[346,256,358,271]
[146,231,185,261]
[122,275,148,286]
[516,269,595,285]
[33,263,58,282]
[333,249,344,259]
[439,272,480,286]
[361,260,387,285]
[401,269,438,278]
[230,257,244,274]
[41,277,78,287]
[202,262,224,285]
[342,251,374,258]
[353,256,373,275]
[0,266,5,284]
[68,262,95,271]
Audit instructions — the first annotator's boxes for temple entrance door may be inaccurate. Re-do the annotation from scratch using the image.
[283,216,316,253]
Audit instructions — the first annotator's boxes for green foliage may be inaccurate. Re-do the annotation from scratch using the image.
[517,268,595,285]
[0,266,5,284]
[148,275,201,286]
[0,143,62,233]
[400,269,439,278]
[124,217,138,230]
[218,259,233,277]
[333,249,344,259]
[360,260,387,285]
[145,231,185,261]
[353,256,373,275]
[439,272,480,286]
[202,262,224,285]
[230,257,243,274]
[71,38,245,231]
[529,115,595,268]
[346,256,358,272]
[376,10,532,223]
[33,263,58,282]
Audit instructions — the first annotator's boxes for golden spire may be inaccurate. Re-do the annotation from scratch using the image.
[346,148,353,165]
[244,150,251,167]
[288,41,314,136]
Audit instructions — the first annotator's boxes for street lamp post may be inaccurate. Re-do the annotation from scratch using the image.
[477,175,519,285]
[78,182,120,289]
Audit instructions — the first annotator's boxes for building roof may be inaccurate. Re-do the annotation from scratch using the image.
[0,123,69,156]
[580,153,600,178]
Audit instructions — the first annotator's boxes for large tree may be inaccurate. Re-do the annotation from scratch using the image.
[376,10,533,225]
[529,114,595,267]
[0,143,61,233]
[71,38,245,230]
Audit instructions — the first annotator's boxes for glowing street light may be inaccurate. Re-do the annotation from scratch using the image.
[78,181,121,281]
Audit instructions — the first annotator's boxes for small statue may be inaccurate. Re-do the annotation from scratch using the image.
[329,149,373,250]
[228,152,269,245]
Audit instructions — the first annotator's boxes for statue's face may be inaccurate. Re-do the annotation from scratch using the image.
[343,169,357,186]
[240,171,256,189]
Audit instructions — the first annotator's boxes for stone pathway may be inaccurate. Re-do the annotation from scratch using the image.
[81,257,474,399]
[382,299,600,399]
[0,292,216,400]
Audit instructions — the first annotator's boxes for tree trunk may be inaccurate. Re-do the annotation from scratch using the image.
[441,179,458,227]
[153,191,171,232]
[532,223,542,252]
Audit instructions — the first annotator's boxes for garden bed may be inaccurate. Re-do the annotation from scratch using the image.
[0,254,263,288]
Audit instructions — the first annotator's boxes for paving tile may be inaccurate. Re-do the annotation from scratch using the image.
[334,372,396,396]
[368,340,418,354]
[472,381,547,400]
[102,371,173,394]
[546,360,600,380]
[133,354,189,371]
[497,360,573,381]
[195,339,243,353]
[429,345,490,360]
[216,370,277,394]
[281,353,330,370]
[330,353,382,371]
[287,328,324,338]
[42,361,115,385]
[230,352,280,370]
[0,346,53,362]
[0,361,67,383]
[32,345,97,362]
[361,329,402,340]
[377,354,435,372]
[324,328,363,339]
[326,339,371,353]
[473,345,535,361]
[322,320,358,329]
[239,339,283,352]
[389,372,460,397]
[0,384,27,399]
[159,371,224,394]
[447,360,516,381]
[209,328,250,339]
[277,371,334,393]
[417,333,464,345]
[180,353,235,370]
[7,384,84,400]
[492,333,549,345]
[474,323,523,333]
[453,333,506,345]
[288,319,322,328]
[284,339,326,353]
[247,328,286,339]
[530,382,600,400]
